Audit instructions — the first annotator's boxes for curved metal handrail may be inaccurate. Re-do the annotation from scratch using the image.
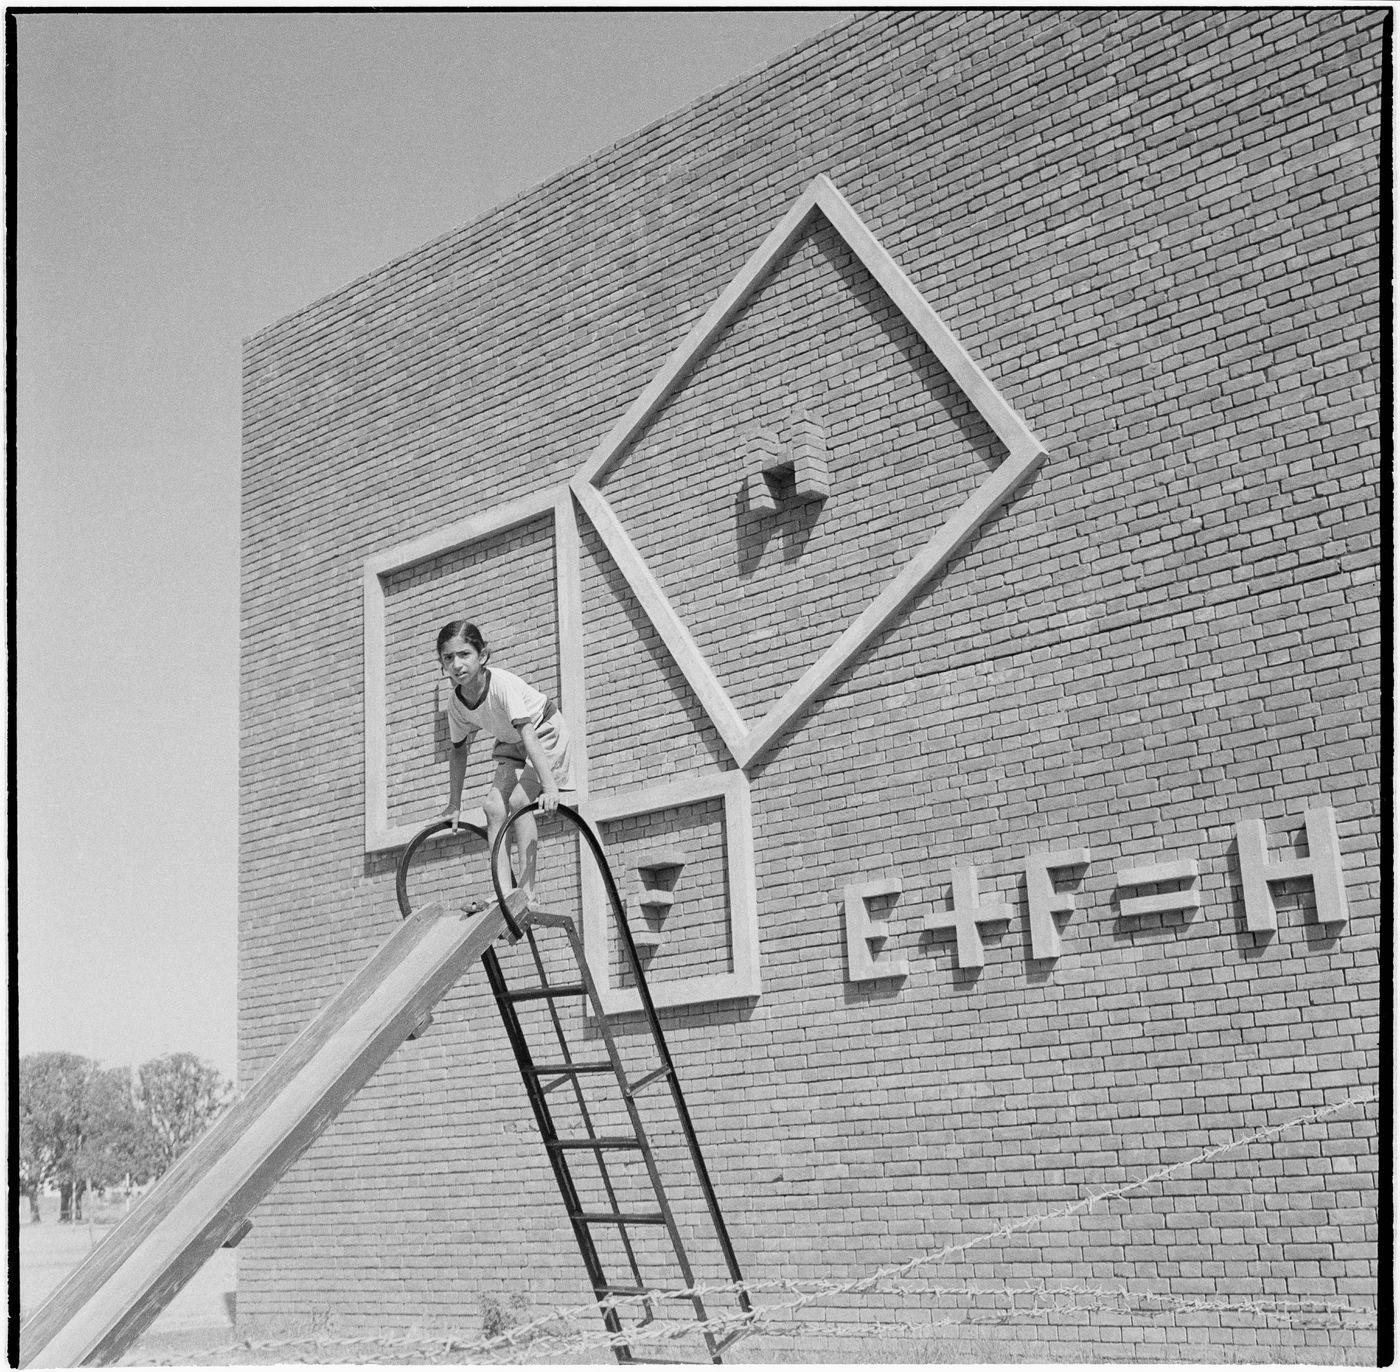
[394,817,489,922]
[488,802,644,963]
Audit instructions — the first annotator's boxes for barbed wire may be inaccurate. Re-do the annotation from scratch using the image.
[142,1286,1378,1368]
[140,1087,1378,1365]
[466,1283,1379,1366]
[419,1290,1380,1368]
[478,1087,1379,1353]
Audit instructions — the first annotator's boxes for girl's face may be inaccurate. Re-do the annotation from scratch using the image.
[439,636,486,687]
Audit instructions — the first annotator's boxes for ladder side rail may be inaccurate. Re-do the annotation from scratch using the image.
[520,927,655,1320]
[486,825,713,1315]
[551,914,723,1364]
[553,804,753,1319]
[396,820,648,1353]
[480,946,634,1362]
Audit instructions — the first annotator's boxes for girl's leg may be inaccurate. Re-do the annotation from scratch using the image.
[485,764,543,905]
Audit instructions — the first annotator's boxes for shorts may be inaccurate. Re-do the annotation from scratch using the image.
[491,707,578,791]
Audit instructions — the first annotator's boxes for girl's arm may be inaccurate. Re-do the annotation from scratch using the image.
[517,723,560,814]
[442,733,476,829]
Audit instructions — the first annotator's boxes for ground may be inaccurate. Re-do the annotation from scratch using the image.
[18,1191,1375,1366]
[17,1189,237,1347]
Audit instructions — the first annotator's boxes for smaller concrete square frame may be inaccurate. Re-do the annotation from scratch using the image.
[578,772,759,1016]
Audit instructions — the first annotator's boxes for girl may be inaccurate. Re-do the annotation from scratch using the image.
[435,620,577,911]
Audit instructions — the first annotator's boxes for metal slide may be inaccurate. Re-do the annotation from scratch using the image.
[22,806,750,1366]
[18,897,512,1368]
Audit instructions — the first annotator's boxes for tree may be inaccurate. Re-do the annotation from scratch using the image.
[19,1052,92,1221]
[19,1052,216,1223]
[135,1053,231,1173]
[17,1054,78,1220]
[18,1111,43,1221]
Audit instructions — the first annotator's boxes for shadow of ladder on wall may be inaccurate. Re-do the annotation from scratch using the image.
[399,806,754,1365]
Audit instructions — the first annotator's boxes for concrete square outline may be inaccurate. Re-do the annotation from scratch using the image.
[360,484,588,853]
[578,771,759,1016]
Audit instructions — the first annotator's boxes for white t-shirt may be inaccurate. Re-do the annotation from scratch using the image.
[445,667,576,787]
[445,667,548,746]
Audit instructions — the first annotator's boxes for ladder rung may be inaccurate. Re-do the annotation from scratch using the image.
[573,1211,666,1226]
[504,984,588,1001]
[527,1061,614,1076]
[626,1065,671,1097]
[601,1286,700,1304]
[548,1136,642,1151]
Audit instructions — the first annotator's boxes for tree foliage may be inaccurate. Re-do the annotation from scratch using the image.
[19,1053,91,1219]
[80,1066,158,1188]
[135,1053,232,1173]
[19,1051,232,1220]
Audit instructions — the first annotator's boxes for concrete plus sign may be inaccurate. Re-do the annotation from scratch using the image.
[923,865,1012,969]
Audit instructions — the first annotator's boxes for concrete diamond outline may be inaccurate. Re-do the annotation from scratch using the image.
[568,174,1048,771]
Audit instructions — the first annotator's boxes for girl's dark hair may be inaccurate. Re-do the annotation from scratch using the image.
[435,620,489,659]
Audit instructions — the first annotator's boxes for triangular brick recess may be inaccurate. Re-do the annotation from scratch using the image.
[570,176,1047,771]
[578,513,734,773]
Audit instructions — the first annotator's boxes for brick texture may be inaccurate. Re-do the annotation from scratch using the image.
[239,9,1382,1357]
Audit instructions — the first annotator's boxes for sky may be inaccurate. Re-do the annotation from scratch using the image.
[14,9,852,1082]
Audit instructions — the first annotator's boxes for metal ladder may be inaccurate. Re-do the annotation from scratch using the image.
[396,804,753,1364]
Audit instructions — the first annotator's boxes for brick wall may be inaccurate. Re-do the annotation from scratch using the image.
[239,9,1382,1358]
